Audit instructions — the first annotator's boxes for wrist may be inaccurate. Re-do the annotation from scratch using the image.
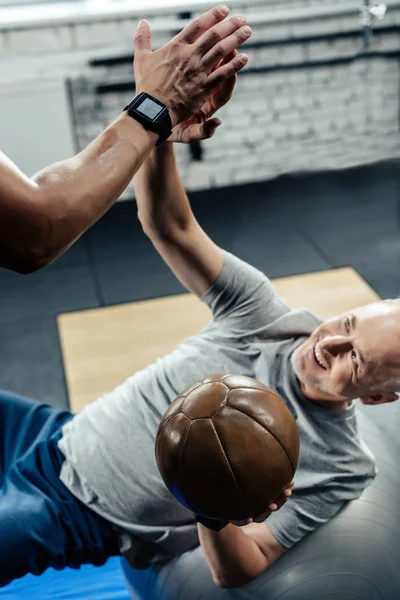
[122,93,173,145]
[154,140,175,154]
[195,515,230,532]
[116,111,158,146]
[167,109,179,129]
[136,88,179,128]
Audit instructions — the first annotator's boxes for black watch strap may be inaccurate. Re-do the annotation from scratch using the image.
[123,92,173,146]
[195,514,229,532]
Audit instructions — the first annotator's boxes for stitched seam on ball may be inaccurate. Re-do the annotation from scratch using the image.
[231,386,284,405]
[226,388,296,475]
[183,404,227,420]
[158,396,186,433]
[210,420,252,515]
[226,405,296,478]
[182,384,229,419]
[179,420,193,476]
[202,402,228,420]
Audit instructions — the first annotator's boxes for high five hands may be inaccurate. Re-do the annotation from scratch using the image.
[134,6,252,144]
[169,50,241,144]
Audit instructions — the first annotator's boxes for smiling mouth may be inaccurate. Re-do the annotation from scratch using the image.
[313,343,328,370]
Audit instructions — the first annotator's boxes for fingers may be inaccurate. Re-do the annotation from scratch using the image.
[195,119,222,140]
[268,484,294,512]
[253,484,295,523]
[285,481,295,494]
[267,498,285,514]
[210,50,238,106]
[134,20,152,56]
[202,24,251,69]
[275,486,293,508]
[220,48,238,66]
[195,14,247,57]
[276,494,289,509]
[179,5,230,44]
[202,118,222,138]
[206,52,248,93]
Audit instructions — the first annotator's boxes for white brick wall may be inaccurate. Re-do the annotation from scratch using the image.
[0,0,399,196]
[7,25,73,55]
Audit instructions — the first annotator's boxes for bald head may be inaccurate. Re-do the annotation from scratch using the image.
[291,299,400,404]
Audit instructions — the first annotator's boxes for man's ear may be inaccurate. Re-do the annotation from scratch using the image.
[360,392,398,405]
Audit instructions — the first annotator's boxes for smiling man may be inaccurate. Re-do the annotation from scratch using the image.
[1,28,398,592]
[292,302,400,409]
[115,68,400,585]
[115,146,398,584]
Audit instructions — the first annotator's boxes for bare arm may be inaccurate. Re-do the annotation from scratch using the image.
[0,7,250,274]
[197,522,286,588]
[197,485,293,588]
[135,31,251,297]
[136,143,225,298]
[0,114,157,273]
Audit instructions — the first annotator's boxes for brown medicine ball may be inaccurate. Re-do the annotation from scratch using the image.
[155,374,299,521]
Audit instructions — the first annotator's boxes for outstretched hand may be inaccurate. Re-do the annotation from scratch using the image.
[230,481,294,527]
[168,50,239,144]
[134,9,250,128]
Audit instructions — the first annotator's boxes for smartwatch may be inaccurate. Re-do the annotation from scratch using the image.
[123,93,173,146]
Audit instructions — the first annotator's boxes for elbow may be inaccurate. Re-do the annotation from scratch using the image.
[12,262,40,275]
[8,258,48,275]
[214,572,257,590]
[213,560,271,589]
[140,217,177,242]
[4,244,53,274]
[27,246,54,272]
[20,242,54,273]
[138,210,193,242]
[214,579,238,589]
[19,255,51,274]
[3,202,56,273]
[17,211,67,273]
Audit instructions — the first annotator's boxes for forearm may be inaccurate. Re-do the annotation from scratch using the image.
[29,112,157,267]
[197,523,269,589]
[135,143,195,238]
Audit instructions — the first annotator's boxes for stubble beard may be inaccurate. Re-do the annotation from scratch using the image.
[291,345,329,396]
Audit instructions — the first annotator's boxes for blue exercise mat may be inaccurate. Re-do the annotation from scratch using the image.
[0,557,131,600]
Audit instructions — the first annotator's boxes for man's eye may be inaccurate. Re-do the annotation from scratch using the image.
[351,350,357,363]
[345,317,351,333]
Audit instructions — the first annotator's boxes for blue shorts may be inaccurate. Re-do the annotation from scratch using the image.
[0,390,119,587]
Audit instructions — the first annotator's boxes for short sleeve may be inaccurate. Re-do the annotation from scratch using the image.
[201,252,290,338]
[266,489,347,549]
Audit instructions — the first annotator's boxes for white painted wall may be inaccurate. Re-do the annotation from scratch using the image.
[0,77,75,176]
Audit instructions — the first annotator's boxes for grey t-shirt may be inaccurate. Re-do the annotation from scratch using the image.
[58,252,376,561]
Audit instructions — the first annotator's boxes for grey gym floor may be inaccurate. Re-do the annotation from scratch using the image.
[1,158,399,411]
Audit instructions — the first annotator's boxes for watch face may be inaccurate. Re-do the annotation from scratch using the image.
[137,98,164,121]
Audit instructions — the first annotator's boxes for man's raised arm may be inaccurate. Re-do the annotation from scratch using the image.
[0,6,247,274]
[136,37,252,299]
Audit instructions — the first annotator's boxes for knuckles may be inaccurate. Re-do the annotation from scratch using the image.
[212,43,224,58]
[134,31,147,43]
[190,18,203,35]
[205,29,221,46]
